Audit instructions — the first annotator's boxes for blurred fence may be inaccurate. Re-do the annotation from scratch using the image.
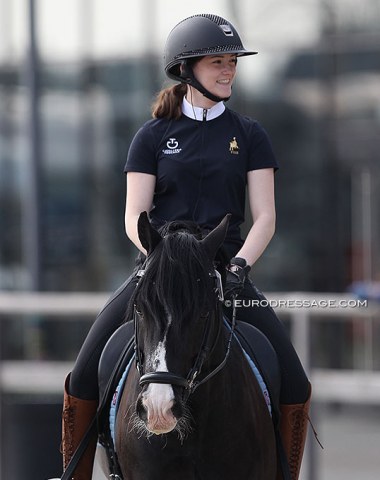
[0,291,380,479]
[1,291,379,398]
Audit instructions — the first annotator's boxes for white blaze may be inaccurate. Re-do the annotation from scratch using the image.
[141,325,177,434]
[146,340,174,401]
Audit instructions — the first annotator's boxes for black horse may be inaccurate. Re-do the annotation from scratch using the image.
[114,212,276,480]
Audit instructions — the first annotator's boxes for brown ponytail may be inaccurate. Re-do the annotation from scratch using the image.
[151,83,187,120]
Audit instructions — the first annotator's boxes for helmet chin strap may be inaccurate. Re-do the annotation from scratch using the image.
[180,61,231,103]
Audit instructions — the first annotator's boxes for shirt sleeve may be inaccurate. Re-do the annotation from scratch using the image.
[247,122,279,172]
[124,122,157,175]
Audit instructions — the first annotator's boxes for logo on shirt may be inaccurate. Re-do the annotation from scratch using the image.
[163,138,182,155]
[229,137,239,155]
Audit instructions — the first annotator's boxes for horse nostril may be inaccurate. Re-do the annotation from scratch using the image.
[171,399,183,419]
[136,397,147,422]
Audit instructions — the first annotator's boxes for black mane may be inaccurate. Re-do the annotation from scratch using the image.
[127,221,222,327]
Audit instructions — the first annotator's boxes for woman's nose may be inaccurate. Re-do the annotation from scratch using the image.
[222,63,235,75]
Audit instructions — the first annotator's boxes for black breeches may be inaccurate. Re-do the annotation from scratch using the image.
[69,276,138,400]
[69,275,309,405]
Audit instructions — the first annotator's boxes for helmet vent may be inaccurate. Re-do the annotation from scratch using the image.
[196,13,228,26]
[173,44,245,60]
[191,14,234,37]
[220,24,233,36]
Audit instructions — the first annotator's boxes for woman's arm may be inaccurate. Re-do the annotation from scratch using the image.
[235,168,276,267]
[125,172,156,254]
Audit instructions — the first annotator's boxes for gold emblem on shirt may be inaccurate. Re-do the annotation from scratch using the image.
[229,137,239,155]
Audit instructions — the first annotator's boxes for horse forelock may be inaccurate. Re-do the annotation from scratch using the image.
[134,230,216,329]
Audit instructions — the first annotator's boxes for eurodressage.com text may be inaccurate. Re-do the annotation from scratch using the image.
[224,298,368,309]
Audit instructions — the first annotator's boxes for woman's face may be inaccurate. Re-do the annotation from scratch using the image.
[189,54,238,106]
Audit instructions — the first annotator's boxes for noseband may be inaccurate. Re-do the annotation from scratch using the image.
[133,268,237,399]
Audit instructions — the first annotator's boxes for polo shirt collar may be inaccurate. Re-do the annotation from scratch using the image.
[182,96,225,121]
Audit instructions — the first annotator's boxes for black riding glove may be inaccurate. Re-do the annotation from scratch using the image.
[224,257,251,300]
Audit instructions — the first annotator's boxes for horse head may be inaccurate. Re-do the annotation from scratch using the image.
[131,212,230,437]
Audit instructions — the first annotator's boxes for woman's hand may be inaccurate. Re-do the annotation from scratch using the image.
[224,257,251,299]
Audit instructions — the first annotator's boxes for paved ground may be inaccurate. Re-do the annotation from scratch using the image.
[302,403,380,480]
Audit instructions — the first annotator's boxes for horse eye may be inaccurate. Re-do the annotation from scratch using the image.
[134,305,143,317]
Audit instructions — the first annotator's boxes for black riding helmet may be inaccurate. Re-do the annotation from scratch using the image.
[164,14,257,103]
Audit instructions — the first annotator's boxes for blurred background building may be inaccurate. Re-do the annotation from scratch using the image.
[0,1,380,479]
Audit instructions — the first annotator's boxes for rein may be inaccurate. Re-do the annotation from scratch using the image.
[184,296,237,394]
[134,268,237,399]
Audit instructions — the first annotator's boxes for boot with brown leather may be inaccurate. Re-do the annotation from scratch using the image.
[61,374,98,480]
[276,384,312,480]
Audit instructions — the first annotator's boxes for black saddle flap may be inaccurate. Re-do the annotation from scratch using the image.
[98,321,134,412]
[234,321,281,425]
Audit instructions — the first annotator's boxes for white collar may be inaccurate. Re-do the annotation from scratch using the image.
[182,96,225,121]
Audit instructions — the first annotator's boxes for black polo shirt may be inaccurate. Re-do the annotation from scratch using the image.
[124,103,278,257]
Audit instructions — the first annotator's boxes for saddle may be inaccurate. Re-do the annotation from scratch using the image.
[98,320,134,406]
[233,321,281,424]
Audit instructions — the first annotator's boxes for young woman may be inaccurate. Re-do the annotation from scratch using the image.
[61,14,311,480]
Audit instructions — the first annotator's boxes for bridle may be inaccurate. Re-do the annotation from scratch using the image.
[133,268,237,400]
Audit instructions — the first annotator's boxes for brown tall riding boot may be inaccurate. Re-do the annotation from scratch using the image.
[276,384,312,480]
[61,374,98,480]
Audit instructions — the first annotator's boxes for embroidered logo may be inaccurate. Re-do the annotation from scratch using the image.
[229,137,239,155]
[163,138,182,155]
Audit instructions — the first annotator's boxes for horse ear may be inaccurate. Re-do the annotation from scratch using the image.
[137,211,162,255]
[200,214,231,260]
